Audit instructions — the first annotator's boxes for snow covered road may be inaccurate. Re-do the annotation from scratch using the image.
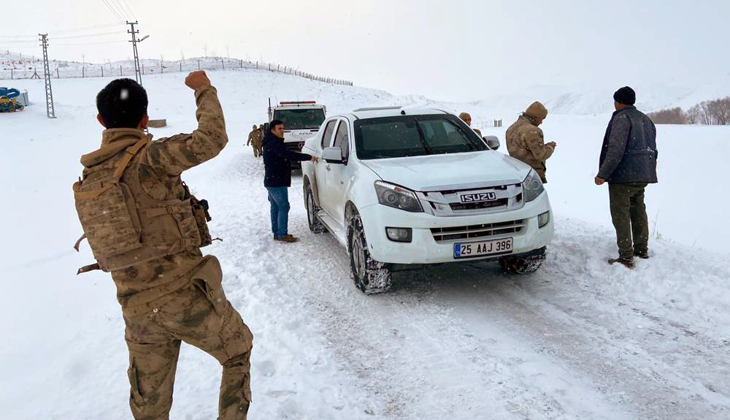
[206,149,730,420]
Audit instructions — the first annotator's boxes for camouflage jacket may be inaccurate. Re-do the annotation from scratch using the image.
[506,114,555,183]
[81,85,228,311]
[247,129,262,146]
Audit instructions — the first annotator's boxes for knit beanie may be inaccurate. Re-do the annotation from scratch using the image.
[613,86,636,105]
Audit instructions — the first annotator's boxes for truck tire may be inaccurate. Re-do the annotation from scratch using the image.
[499,247,547,274]
[305,186,326,234]
[347,211,392,294]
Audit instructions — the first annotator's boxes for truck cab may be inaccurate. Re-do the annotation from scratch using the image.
[268,101,327,167]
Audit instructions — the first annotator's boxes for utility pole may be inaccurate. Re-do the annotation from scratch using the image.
[127,21,143,85]
[39,34,56,119]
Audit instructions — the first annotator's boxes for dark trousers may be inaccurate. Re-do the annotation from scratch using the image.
[609,183,649,259]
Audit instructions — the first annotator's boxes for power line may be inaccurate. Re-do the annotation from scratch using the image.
[0,35,37,40]
[100,0,125,22]
[109,0,132,22]
[50,22,125,35]
[118,0,137,20]
[53,30,125,40]
[109,0,132,21]
[54,40,128,46]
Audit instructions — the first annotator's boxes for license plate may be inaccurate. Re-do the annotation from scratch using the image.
[460,192,497,203]
[454,238,513,259]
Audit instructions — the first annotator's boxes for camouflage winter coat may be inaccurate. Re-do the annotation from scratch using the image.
[506,114,555,183]
[78,85,228,311]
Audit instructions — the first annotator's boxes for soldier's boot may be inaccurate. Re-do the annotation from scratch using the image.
[608,257,635,269]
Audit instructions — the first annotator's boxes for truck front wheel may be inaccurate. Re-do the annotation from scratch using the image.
[347,211,392,294]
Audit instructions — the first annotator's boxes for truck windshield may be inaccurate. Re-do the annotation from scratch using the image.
[273,109,326,130]
[354,115,488,160]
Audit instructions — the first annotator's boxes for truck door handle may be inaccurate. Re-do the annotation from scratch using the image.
[326,165,331,171]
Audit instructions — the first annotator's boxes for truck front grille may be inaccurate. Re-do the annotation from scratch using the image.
[449,198,508,212]
[431,220,525,243]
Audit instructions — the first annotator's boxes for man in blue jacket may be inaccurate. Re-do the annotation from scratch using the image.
[262,119,316,243]
[595,86,658,269]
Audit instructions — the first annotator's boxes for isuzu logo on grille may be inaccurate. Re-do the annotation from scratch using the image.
[460,192,497,203]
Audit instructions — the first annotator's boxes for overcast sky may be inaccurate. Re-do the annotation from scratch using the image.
[4,0,729,102]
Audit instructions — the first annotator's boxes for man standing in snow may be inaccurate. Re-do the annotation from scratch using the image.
[595,86,658,269]
[506,101,557,183]
[262,119,316,243]
[73,71,253,419]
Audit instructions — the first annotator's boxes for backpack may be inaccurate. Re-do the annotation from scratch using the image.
[73,138,213,273]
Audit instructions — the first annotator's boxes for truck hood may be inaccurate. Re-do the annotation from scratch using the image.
[360,152,531,191]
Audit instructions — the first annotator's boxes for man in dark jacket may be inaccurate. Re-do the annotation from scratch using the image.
[262,119,315,243]
[595,86,658,269]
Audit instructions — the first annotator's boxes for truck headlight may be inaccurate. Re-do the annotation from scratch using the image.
[523,170,544,202]
[375,181,423,213]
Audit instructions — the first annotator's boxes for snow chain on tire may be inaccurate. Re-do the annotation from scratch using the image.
[347,211,392,294]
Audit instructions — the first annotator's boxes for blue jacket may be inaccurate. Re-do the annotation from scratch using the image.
[262,132,312,187]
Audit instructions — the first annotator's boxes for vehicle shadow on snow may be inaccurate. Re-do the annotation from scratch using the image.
[386,260,527,296]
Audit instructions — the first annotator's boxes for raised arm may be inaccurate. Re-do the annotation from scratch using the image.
[145,71,229,176]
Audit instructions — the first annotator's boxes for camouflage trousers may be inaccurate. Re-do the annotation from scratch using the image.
[122,257,253,420]
[609,183,649,259]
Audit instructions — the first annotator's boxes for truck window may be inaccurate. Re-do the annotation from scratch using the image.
[333,121,349,159]
[273,109,326,130]
[321,120,337,149]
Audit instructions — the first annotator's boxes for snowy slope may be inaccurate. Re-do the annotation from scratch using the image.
[1,70,729,420]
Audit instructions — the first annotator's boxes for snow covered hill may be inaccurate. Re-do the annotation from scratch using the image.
[1,69,729,420]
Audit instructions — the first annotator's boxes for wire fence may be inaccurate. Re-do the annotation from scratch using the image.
[0,57,354,86]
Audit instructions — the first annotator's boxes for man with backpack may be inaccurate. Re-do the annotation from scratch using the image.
[73,71,253,419]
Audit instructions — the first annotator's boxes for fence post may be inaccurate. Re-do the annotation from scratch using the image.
[240,59,243,68]
[222,59,225,70]
[120,66,122,76]
[142,65,145,75]
[10,68,13,79]
[82,67,85,78]
[198,60,201,70]
[161,61,164,74]
[101,66,104,77]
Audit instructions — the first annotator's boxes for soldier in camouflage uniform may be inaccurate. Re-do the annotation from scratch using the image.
[247,124,263,158]
[505,102,557,183]
[74,71,253,420]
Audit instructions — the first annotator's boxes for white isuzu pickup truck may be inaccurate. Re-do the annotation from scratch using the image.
[301,106,554,294]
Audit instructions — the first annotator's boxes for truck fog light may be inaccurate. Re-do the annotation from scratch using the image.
[386,227,412,243]
[538,211,550,228]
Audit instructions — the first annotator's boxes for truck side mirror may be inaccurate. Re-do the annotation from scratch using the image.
[322,147,346,164]
[483,135,500,150]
